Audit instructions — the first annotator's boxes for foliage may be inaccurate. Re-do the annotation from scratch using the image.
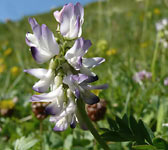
[1,0,168,149]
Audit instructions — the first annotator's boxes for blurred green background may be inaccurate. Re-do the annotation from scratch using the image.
[1,0,168,149]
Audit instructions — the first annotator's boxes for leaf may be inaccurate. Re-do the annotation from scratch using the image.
[153,138,168,150]
[138,120,153,145]
[107,117,118,131]
[99,128,110,132]
[130,116,145,145]
[156,104,165,133]
[132,145,156,150]
[116,116,132,135]
[14,136,38,150]
[63,135,73,150]
[101,131,129,142]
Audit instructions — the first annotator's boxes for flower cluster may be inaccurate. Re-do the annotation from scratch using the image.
[25,3,107,131]
[156,18,168,48]
[133,70,152,84]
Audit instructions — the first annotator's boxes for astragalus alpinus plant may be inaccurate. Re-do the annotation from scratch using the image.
[24,3,109,149]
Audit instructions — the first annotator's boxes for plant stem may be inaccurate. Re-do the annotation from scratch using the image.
[161,46,166,78]
[77,99,110,150]
[140,0,149,61]
[40,120,43,150]
[151,33,160,81]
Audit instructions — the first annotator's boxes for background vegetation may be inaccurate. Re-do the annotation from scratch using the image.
[1,0,168,149]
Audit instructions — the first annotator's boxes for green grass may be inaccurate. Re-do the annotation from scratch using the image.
[1,0,168,149]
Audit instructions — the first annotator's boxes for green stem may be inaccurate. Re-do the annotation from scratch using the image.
[40,120,43,150]
[77,100,110,150]
[140,0,149,61]
[151,34,160,81]
[161,46,166,78]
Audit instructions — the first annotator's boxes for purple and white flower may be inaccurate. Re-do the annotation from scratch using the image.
[26,18,59,64]
[156,18,168,31]
[164,77,168,86]
[49,89,77,131]
[133,70,152,83]
[65,38,105,81]
[54,3,84,39]
[63,74,108,104]
[24,68,54,93]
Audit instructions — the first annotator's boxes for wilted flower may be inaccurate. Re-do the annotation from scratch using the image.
[133,70,152,83]
[32,102,49,120]
[86,99,107,122]
[0,97,18,116]
[26,18,59,64]
[54,3,84,39]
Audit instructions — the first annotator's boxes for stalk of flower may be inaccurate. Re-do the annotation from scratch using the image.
[25,3,109,149]
[153,18,168,78]
[156,18,168,48]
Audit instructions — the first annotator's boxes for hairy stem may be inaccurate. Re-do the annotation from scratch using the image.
[77,99,110,150]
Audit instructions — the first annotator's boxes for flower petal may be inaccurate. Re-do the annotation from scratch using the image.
[45,102,63,115]
[86,84,108,90]
[31,85,64,102]
[31,46,51,64]
[80,90,100,104]
[26,18,59,64]
[82,57,105,69]
[24,68,48,79]
[32,69,54,93]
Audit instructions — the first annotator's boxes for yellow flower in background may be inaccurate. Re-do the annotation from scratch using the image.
[154,8,160,15]
[0,58,4,64]
[140,42,149,48]
[106,49,117,56]
[4,48,12,56]
[11,66,19,76]
[0,99,15,109]
[3,41,9,46]
[139,14,144,22]
[126,12,132,18]
[91,89,101,96]
[0,64,6,73]
[97,40,109,51]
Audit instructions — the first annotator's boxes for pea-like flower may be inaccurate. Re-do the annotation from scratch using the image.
[65,38,105,81]
[30,74,65,115]
[54,3,84,39]
[25,2,108,133]
[63,74,108,104]
[49,89,77,131]
[24,68,54,93]
[26,18,59,64]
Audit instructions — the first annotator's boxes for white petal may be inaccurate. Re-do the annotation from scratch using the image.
[24,68,48,79]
